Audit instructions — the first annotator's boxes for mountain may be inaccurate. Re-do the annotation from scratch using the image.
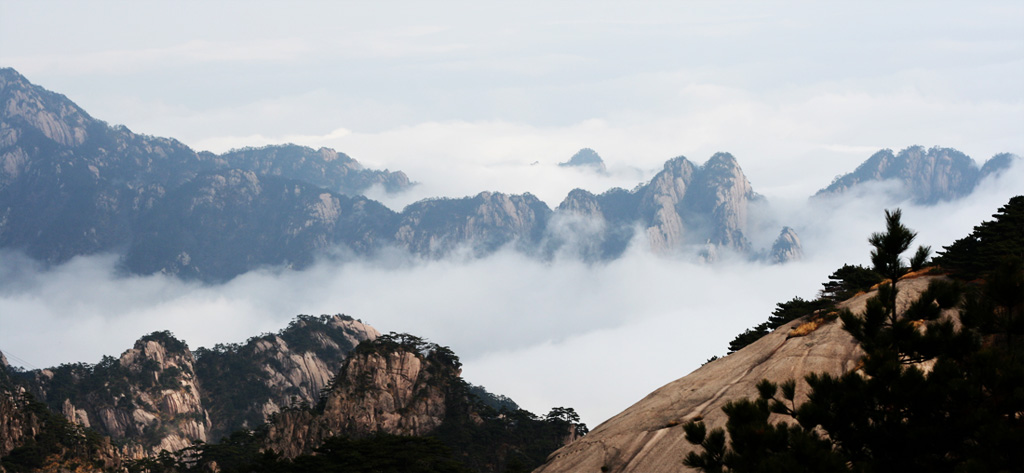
[1,68,796,281]
[558,148,607,173]
[0,318,583,472]
[556,152,764,259]
[815,145,1019,204]
[6,315,376,458]
[0,67,411,273]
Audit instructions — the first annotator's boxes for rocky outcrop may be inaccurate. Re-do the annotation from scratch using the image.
[0,359,124,472]
[535,276,942,473]
[264,337,461,458]
[195,315,380,440]
[769,226,803,263]
[638,156,698,252]
[12,314,378,457]
[24,332,211,457]
[559,148,607,173]
[815,146,1020,204]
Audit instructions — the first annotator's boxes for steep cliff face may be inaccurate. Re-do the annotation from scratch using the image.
[396,191,552,257]
[1,353,124,472]
[263,336,460,458]
[816,146,1020,204]
[10,314,378,458]
[638,156,698,251]
[681,152,758,252]
[535,276,941,473]
[195,315,379,440]
[24,332,210,456]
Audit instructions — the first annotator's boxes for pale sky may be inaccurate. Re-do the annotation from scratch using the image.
[1,1,1023,428]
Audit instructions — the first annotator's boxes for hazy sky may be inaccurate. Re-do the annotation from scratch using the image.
[1,1,1023,427]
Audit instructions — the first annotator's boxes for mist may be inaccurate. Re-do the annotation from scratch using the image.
[1,159,1019,427]
[2,0,1023,430]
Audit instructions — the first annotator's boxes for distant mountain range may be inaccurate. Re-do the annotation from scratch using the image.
[1,67,1018,281]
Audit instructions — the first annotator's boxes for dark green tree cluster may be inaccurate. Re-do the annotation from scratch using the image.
[727,297,831,353]
[128,333,586,473]
[935,195,1024,279]
[684,203,1024,472]
[0,392,112,472]
[819,264,883,302]
[128,432,472,473]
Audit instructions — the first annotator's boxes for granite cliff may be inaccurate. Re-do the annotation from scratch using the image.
[535,275,939,472]
[5,315,377,458]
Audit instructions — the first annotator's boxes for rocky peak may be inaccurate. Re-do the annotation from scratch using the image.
[685,152,757,252]
[559,148,607,173]
[263,333,461,458]
[639,156,698,251]
[815,145,1001,204]
[557,188,602,217]
[0,67,92,148]
[769,226,803,263]
[195,314,379,440]
[20,331,211,457]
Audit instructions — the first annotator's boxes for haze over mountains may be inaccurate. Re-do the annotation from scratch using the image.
[2,68,1017,282]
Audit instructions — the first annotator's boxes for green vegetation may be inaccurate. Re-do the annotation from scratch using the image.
[127,332,585,473]
[935,195,1024,279]
[0,392,111,472]
[683,199,1024,472]
[727,297,831,353]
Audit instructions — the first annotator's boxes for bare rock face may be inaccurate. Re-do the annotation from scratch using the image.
[196,315,380,440]
[639,157,697,251]
[264,338,460,458]
[536,276,940,473]
[23,332,210,457]
[769,226,803,263]
[0,68,89,149]
[11,315,380,459]
[682,152,758,252]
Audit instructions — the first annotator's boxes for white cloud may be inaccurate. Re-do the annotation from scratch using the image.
[1,162,1019,427]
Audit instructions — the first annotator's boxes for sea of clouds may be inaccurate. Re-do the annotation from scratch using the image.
[1,159,1019,428]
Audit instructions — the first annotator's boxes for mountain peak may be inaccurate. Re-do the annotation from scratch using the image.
[560,148,607,172]
[816,145,988,204]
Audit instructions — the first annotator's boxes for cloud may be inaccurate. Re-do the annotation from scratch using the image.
[1,161,1019,427]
